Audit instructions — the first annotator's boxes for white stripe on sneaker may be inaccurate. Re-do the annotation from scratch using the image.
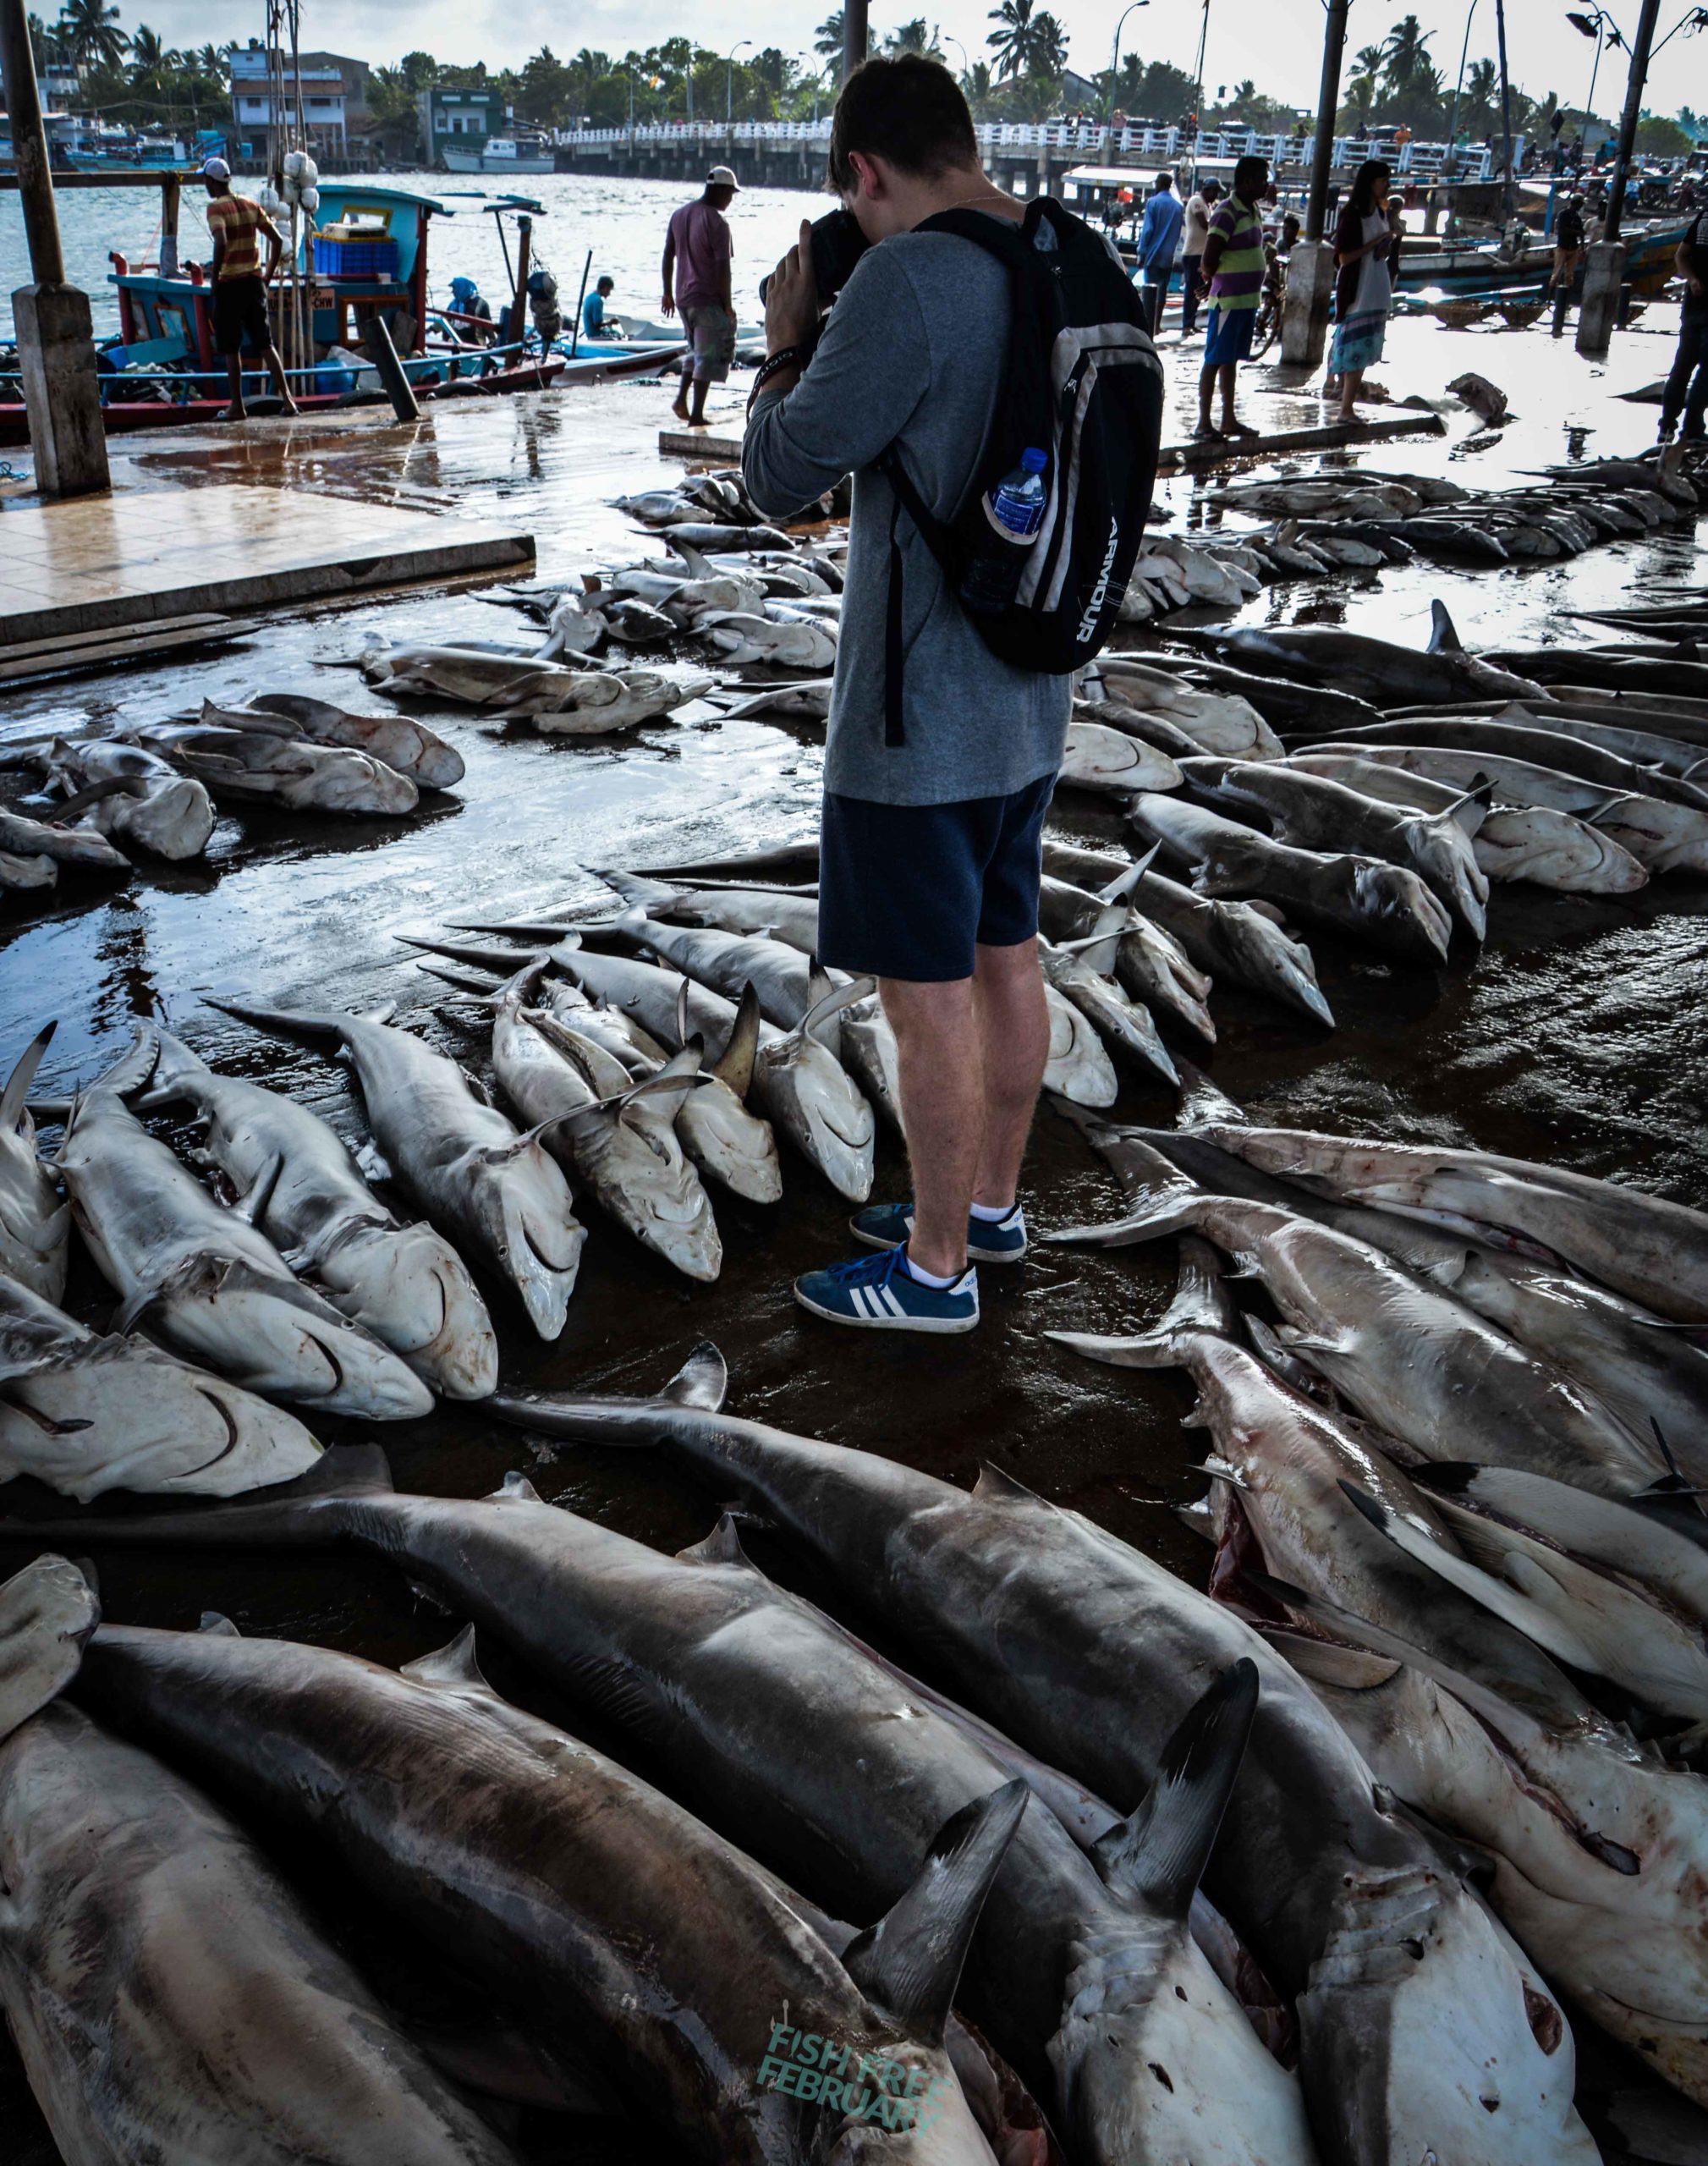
[880,1285,906,1317]
[850,1285,874,1319]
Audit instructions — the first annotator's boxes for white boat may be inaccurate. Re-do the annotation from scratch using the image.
[441,137,555,177]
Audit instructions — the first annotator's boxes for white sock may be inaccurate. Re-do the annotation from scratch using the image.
[969,1199,1018,1223]
[902,1251,964,1289]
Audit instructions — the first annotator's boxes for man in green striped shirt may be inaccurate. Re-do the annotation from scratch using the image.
[1195,154,1270,442]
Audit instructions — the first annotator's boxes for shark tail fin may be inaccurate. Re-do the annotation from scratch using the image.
[1091,1658,1258,1916]
[207,998,351,1043]
[1046,1234,1231,1370]
[1,1021,56,1134]
[1174,1058,1246,1127]
[0,1554,99,1744]
[841,1779,1029,2044]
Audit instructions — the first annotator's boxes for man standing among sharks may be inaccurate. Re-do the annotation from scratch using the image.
[743,56,1160,1333]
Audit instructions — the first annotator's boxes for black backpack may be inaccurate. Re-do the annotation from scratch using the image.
[876,195,1164,745]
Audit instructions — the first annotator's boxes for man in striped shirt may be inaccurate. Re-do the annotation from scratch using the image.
[1195,154,1268,442]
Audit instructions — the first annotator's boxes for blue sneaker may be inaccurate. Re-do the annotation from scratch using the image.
[794,1245,980,1334]
[849,1200,1027,1265]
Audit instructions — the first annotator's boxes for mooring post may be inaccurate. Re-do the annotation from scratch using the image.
[0,0,110,497]
[1578,0,1662,354]
[1281,0,1348,366]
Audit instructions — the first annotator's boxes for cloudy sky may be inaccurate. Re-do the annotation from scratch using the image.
[143,0,1708,118]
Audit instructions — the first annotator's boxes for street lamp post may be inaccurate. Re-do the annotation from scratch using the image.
[727,39,752,127]
[1447,0,1480,157]
[1104,0,1149,132]
[942,33,969,80]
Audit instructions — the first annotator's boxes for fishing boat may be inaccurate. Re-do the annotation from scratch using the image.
[441,135,555,177]
[1392,219,1687,298]
[0,181,575,446]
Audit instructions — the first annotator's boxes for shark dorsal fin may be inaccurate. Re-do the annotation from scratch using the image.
[973,1463,1040,1504]
[662,1342,728,1411]
[1091,1658,1257,1916]
[676,1512,753,1568]
[839,1779,1028,2042]
[1427,600,1464,654]
[198,1611,242,1636]
[402,1624,497,1699]
[488,1470,544,1504]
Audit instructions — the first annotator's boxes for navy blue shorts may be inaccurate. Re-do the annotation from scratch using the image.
[818,772,1055,984]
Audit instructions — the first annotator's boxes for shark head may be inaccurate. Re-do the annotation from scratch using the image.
[755,1033,875,1204]
[318,1220,500,1401]
[467,1146,585,1341]
[1299,1862,1595,2166]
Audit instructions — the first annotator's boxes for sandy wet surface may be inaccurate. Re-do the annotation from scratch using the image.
[1,305,1704,2159]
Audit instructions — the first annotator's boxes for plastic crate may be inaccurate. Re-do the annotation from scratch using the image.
[312,236,398,278]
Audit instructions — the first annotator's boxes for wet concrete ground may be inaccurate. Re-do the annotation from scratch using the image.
[1,308,1704,2160]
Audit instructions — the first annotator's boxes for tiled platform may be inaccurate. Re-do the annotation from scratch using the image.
[0,481,533,648]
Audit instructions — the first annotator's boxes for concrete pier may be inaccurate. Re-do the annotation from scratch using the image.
[10,282,109,499]
[1575,240,1627,355]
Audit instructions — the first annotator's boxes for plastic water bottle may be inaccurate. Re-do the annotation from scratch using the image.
[960,448,1049,617]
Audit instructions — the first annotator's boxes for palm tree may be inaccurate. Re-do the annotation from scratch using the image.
[195,41,225,78]
[886,18,942,57]
[58,0,128,70]
[1462,57,1500,133]
[986,0,1046,81]
[1343,42,1384,124]
[129,24,167,83]
[1380,14,1434,98]
[1032,10,1068,79]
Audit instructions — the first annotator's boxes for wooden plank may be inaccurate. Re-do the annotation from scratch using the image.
[0,618,259,684]
[1156,412,1448,472]
[667,410,1447,481]
[660,428,745,461]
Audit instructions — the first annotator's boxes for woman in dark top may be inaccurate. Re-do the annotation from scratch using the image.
[1329,159,1402,422]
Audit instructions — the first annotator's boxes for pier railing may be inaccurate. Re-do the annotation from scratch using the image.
[547,119,1501,179]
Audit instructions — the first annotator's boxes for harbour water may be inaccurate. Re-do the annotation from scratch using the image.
[0,169,828,343]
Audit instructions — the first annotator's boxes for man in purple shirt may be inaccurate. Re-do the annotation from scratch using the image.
[662,165,739,428]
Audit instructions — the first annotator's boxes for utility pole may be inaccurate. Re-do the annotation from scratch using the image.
[1493,0,1516,217]
[1578,0,1661,349]
[1281,0,1348,366]
[843,0,868,84]
[0,0,109,496]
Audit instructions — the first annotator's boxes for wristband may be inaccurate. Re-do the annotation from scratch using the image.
[749,347,805,410]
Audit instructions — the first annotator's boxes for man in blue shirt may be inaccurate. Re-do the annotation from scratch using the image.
[582,275,616,341]
[1135,170,1184,330]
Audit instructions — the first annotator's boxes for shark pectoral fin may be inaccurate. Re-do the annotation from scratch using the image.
[230,1152,284,1229]
[840,1778,1028,2044]
[712,981,761,1098]
[1094,847,1156,908]
[1339,1481,1605,1674]
[415,963,503,1003]
[1,1020,56,1134]
[1266,1630,1403,1690]
[207,998,349,1044]
[610,1045,709,1127]
[0,1553,100,1743]
[794,970,877,1057]
[403,1624,503,1701]
[676,1512,755,1568]
[110,1280,165,1335]
[1062,926,1126,976]
[1045,1192,1204,1246]
[1090,1658,1258,1916]
[662,1341,728,1411]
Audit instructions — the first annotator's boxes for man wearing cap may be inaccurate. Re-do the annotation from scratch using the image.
[662,166,739,428]
[201,157,298,421]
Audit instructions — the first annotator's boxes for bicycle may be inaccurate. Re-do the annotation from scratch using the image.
[1251,250,1288,356]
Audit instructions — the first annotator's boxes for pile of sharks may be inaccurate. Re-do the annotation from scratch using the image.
[1031,1058,1708,2157]
[0,693,464,887]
